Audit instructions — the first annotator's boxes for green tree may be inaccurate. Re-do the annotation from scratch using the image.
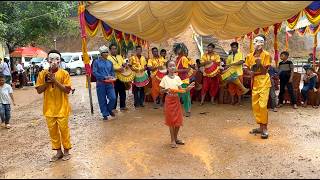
[0,1,79,53]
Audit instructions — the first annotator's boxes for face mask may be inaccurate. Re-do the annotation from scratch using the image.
[48,53,61,69]
[253,36,265,50]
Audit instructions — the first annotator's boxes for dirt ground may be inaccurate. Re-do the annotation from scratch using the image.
[0,75,320,179]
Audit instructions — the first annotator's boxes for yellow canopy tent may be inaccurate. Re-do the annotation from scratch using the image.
[86,1,311,42]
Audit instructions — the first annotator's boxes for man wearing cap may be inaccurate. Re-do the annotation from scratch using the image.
[93,45,116,120]
[245,35,271,139]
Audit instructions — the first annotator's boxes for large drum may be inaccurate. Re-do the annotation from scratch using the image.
[221,67,239,82]
[204,62,219,77]
[155,67,167,81]
[133,71,150,87]
[118,67,135,83]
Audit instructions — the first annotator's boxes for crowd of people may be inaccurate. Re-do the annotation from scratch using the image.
[0,34,319,162]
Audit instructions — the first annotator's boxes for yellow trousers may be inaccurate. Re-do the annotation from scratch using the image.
[45,116,72,150]
[252,86,270,125]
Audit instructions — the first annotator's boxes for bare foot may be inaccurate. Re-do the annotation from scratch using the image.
[170,142,178,148]
[62,150,71,161]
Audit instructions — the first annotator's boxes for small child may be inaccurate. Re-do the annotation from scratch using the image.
[301,65,318,107]
[0,74,16,129]
[160,60,194,148]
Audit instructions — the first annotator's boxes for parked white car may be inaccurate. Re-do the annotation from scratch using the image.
[61,51,100,75]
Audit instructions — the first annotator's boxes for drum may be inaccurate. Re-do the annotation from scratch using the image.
[221,67,239,82]
[118,67,135,83]
[155,67,167,81]
[133,71,150,87]
[204,62,219,77]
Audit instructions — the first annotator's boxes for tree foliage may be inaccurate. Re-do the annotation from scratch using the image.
[0,1,79,53]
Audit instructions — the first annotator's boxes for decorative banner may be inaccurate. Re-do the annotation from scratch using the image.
[123,33,131,46]
[296,26,307,36]
[304,1,320,25]
[101,22,114,41]
[262,27,270,35]
[285,30,294,51]
[84,9,148,47]
[273,23,282,66]
[247,32,254,53]
[308,24,320,35]
[253,28,260,35]
[287,12,301,29]
[84,10,100,37]
[131,35,138,45]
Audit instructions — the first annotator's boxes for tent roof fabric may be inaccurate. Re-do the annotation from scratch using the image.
[87,1,311,42]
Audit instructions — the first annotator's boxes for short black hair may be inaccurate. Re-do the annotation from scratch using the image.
[151,47,158,51]
[280,51,289,57]
[0,74,5,79]
[257,34,266,41]
[160,49,166,53]
[136,45,142,50]
[208,43,215,48]
[165,60,174,68]
[230,42,239,48]
[48,50,61,58]
[109,43,117,50]
[196,59,201,64]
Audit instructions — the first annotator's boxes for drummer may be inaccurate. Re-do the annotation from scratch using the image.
[108,44,128,111]
[160,49,167,61]
[147,47,166,109]
[174,43,192,117]
[130,45,148,108]
[92,45,116,120]
[225,42,245,105]
[199,43,221,105]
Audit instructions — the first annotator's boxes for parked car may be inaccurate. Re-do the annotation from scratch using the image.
[62,51,100,75]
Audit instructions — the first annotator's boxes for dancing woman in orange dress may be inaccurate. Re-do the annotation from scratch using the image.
[160,60,194,148]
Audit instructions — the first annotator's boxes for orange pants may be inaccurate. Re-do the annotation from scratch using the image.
[151,77,161,101]
[228,76,243,96]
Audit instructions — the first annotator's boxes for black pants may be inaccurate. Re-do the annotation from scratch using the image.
[278,75,296,105]
[114,79,126,109]
[133,85,145,107]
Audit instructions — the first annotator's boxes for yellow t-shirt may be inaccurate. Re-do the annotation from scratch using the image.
[35,69,72,117]
[159,75,183,90]
[245,50,272,88]
[147,56,166,77]
[129,55,147,72]
[107,55,125,78]
[226,51,244,76]
[200,53,221,77]
[176,56,190,84]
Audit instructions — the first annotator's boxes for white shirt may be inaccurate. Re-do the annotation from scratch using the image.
[159,75,183,90]
[16,64,25,73]
[0,83,13,104]
[2,63,11,76]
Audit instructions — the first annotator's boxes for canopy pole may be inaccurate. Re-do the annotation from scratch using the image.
[313,32,317,68]
[79,1,94,114]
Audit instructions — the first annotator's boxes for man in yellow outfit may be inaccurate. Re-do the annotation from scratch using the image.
[36,50,73,161]
[245,35,271,139]
[148,47,166,109]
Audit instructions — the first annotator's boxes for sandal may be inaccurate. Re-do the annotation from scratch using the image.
[170,143,178,148]
[176,140,185,145]
[249,128,262,134]
[261,131,269,139]
[62,153,71,161]
[50,154,63,162]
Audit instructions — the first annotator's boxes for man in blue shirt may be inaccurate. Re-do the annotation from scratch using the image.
[93,45,116,120]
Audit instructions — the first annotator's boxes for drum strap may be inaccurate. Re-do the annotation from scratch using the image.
[111,56,119,64]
